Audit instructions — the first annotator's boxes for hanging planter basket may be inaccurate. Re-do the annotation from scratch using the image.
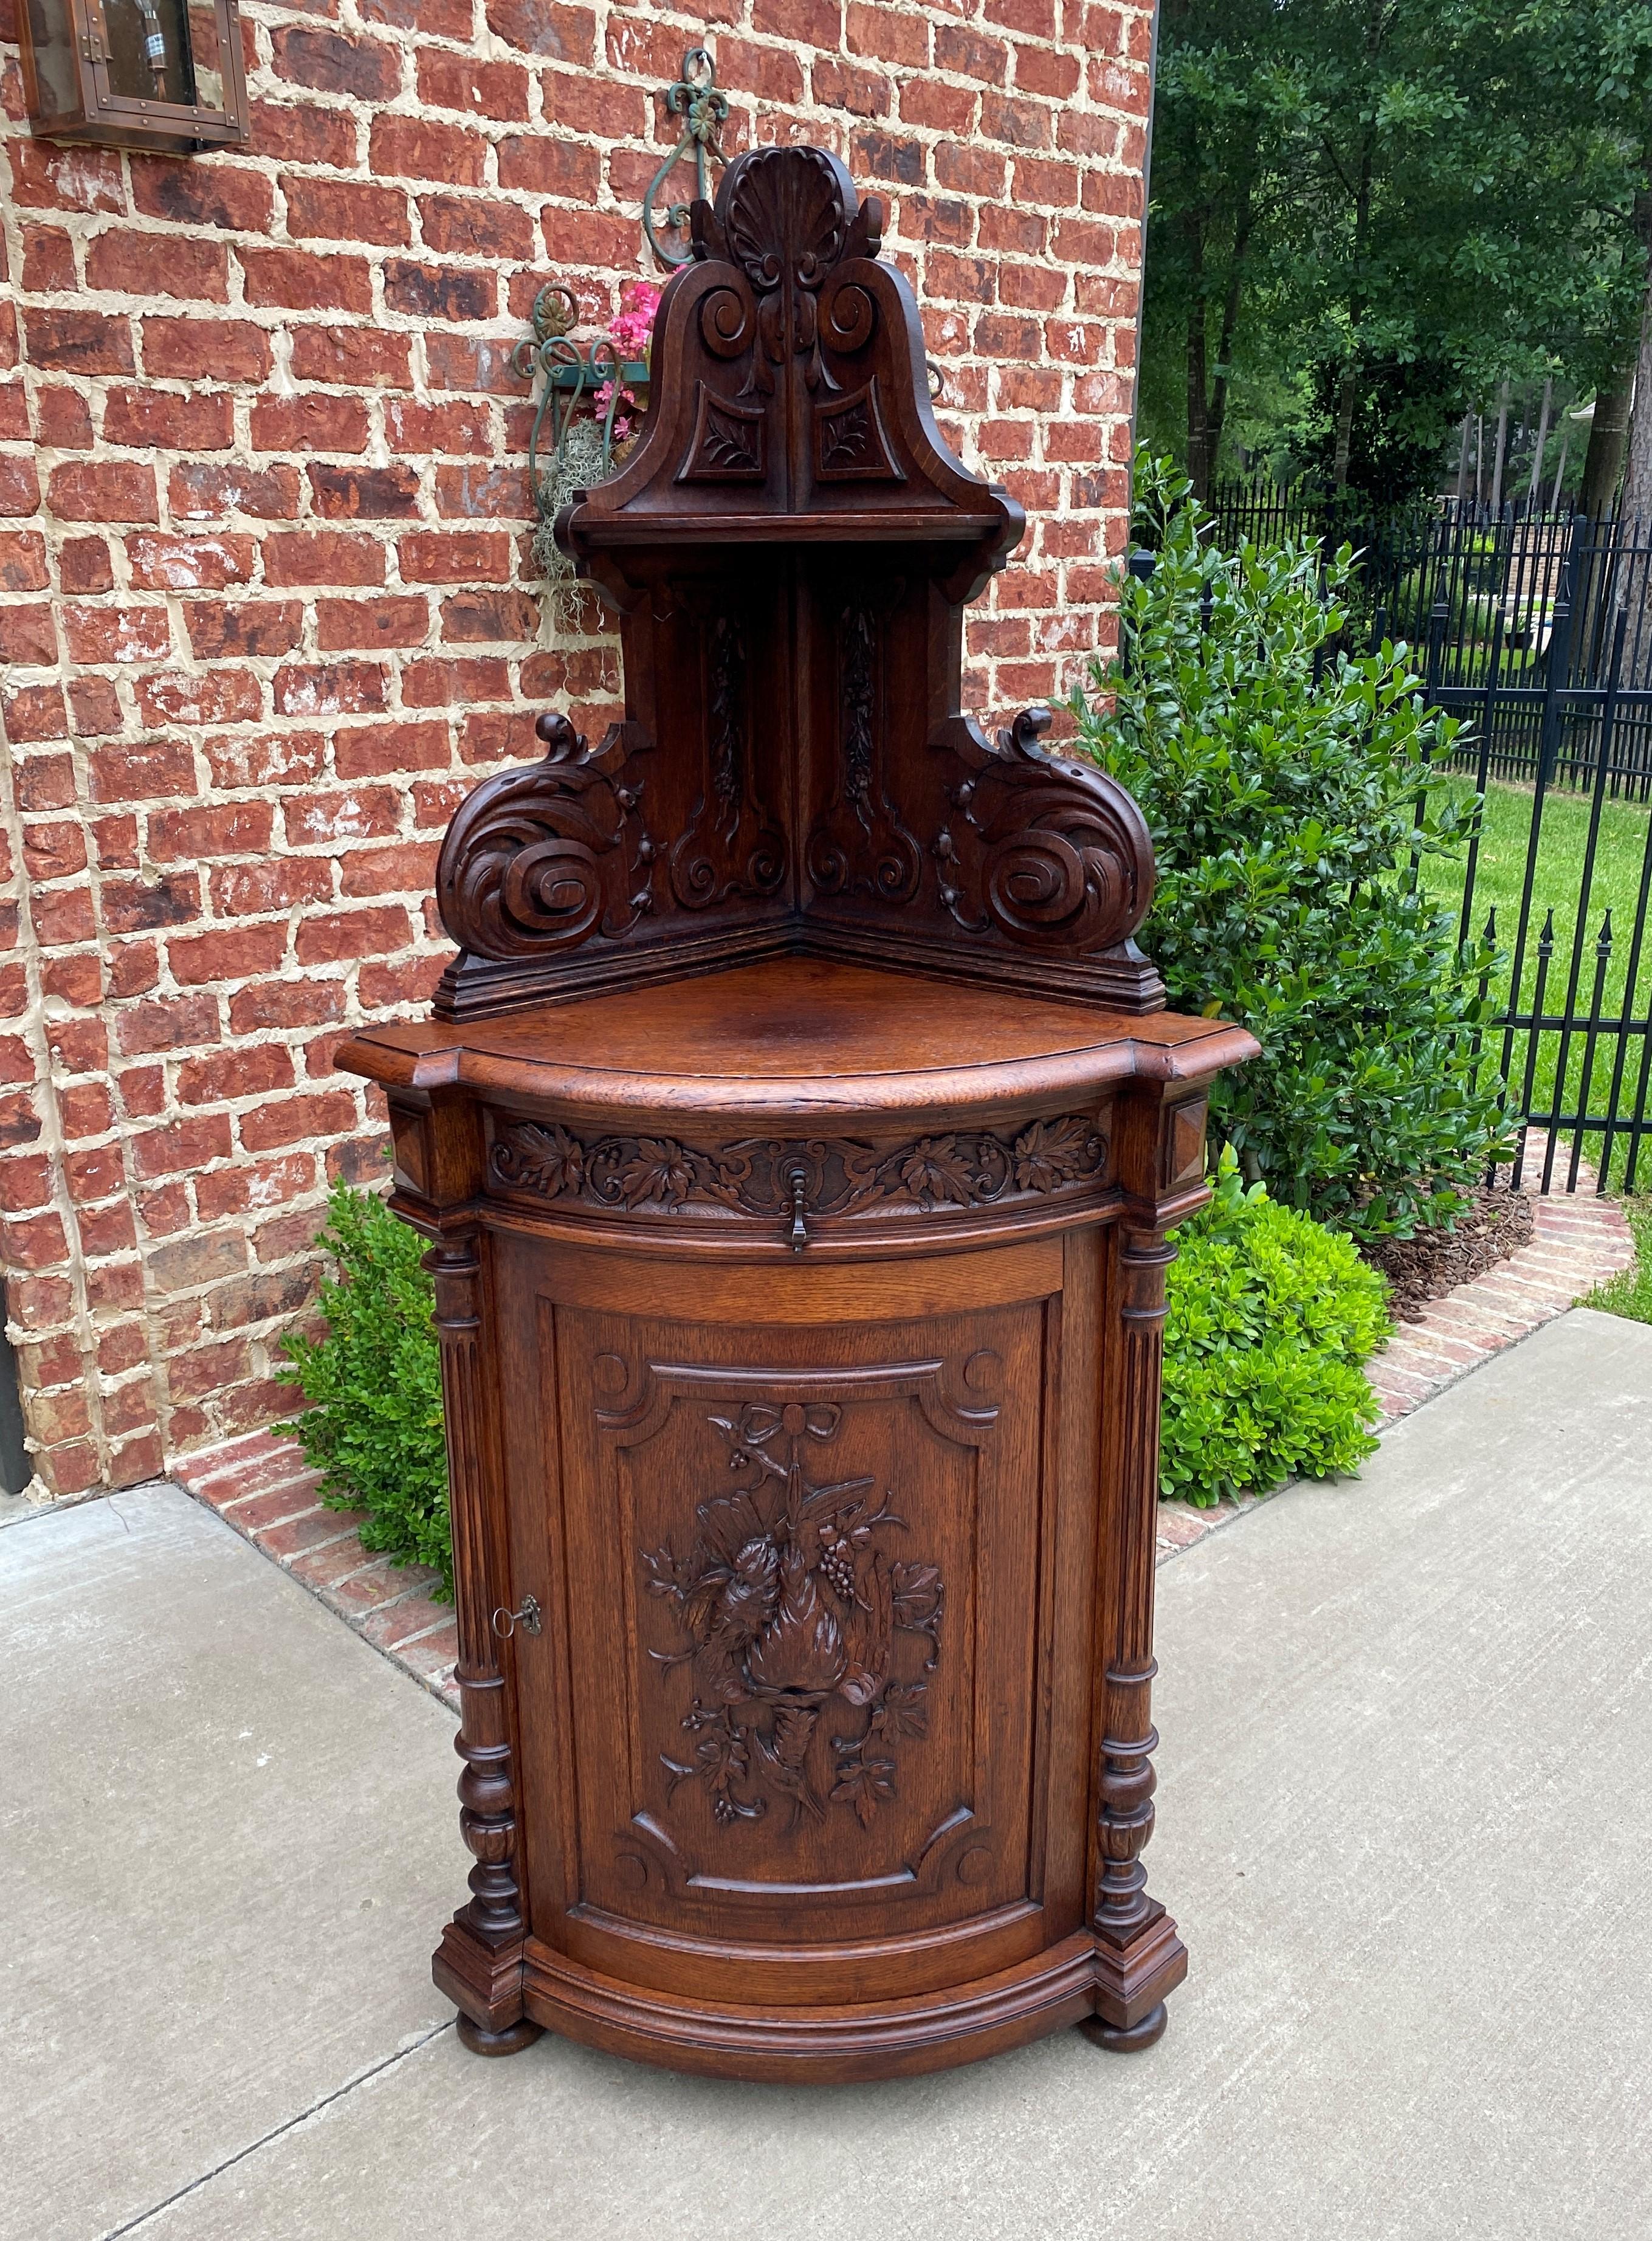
[515,281,659,625]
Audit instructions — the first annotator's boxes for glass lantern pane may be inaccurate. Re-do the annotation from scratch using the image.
[102,0,196,107]
[23,0,83,120]
[185,0,224,108]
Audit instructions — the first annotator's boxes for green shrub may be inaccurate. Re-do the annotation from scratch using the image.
[1162,1147,1394,1507]
[278,1177,452,1594]
[1074,453,1510,1241]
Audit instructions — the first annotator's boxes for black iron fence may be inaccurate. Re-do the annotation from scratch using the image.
[1185,492,1652,1196]
[1413,519,1652,801]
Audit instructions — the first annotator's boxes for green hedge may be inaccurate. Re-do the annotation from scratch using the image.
[1074,453,1509,1241]
[1162,1148,1393,1506]
[277,1177,452,1594]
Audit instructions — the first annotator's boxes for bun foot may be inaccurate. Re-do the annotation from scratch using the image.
[456,2013,543,2057]
[1078,2002,1168,2054]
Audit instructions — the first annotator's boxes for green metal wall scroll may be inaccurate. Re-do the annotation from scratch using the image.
[520,40,726,588]
[642,47,729,269]
[515,282,644,512]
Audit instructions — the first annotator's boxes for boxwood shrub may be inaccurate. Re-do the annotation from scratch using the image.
[278,1176,452,1594]
[1074,453,1510,1241]
[1162,1147,1394,1507]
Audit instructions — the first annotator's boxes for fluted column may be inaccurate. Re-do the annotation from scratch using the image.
[429,1233,523,1947]
[1093,1220,1175,1946]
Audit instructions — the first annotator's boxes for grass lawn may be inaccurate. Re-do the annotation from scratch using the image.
[1582,1199,1652,1323]
[1420,777,1652,1191]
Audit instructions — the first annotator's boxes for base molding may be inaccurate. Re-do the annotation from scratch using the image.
[1091,1908,1188,2031]
[451,1921,1189,2083]
[432,1913,529,2039]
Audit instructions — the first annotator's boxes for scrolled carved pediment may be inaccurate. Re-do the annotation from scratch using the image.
[558,144,1022,548]
[933,705,1159,978]
[435,714,656,997]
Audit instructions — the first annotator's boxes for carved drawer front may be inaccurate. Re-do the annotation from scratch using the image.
[485,1107,1113,1244]
[500,1245,1063,2001]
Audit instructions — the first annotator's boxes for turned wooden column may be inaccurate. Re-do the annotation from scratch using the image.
[1081,1076,1210,2052]
[1097,1220,1174,1933]
[427,1224,542,2056]
[1081,1216,1183,2050]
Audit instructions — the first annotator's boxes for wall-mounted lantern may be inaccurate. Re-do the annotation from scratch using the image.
[18,0,249,152]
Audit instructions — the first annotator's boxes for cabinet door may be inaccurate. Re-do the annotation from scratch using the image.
[497,1236,1084,2006]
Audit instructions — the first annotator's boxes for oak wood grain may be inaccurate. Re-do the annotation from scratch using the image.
[338,138,1259,2082]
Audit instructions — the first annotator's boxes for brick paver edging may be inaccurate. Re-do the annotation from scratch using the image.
[171,1157,1636,1701]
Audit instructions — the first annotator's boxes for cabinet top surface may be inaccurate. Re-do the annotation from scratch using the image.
[341,958,1256,1125]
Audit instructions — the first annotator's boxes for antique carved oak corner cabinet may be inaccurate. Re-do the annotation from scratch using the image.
[339,145,1256,2084]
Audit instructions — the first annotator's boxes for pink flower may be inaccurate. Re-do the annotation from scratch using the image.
[591,378,636,444]
[609,278,662,359]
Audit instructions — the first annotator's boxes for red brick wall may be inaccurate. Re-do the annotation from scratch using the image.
[0,0,1154,1499]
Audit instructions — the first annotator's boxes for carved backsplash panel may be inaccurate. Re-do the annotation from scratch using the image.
[430,143,1165,1021]
[533,1300,1050,1946]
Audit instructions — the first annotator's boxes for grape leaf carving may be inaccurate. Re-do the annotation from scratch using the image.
[1011,1115,1098,1191]
[897,1137,977,1208]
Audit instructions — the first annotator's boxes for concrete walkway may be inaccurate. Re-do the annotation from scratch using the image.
[5,1307,1650,2241]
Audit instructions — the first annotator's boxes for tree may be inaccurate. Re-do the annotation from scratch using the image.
[1579,181,1652,517]
[1141,0,1652,501]
[1140,0,1297,498]
[1621,255,1652,522]
[1514,0,1652,515]
[1298,353,1462,504]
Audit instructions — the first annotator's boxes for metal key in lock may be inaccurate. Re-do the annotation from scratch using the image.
[491,1595,542,1640]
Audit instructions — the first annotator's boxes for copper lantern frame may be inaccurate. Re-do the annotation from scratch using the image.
[18,0,249,154]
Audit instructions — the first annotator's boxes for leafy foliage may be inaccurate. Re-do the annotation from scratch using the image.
[1140,0,1652,494]
[1162,1147,1394,1507]
[278,1177,452,1594]
[1075,456,1510,1239]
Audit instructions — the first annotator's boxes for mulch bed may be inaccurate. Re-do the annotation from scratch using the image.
[1360,1183,1537,1323]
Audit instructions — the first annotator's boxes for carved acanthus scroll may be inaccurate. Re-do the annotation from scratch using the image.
[436,712,656,963]
[935,705,1156,959]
